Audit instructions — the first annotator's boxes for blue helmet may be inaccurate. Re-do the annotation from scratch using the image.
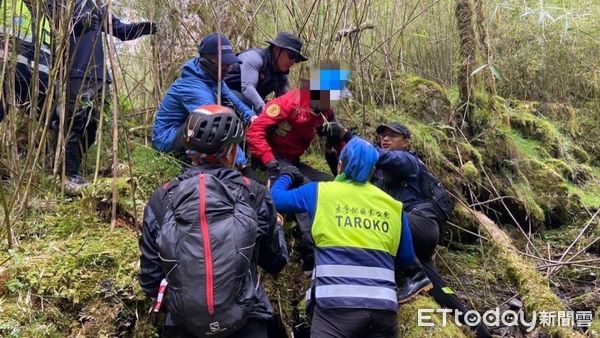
[339,137,379,183]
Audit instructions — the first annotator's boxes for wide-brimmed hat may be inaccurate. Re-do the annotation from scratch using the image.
[267,32,308,62]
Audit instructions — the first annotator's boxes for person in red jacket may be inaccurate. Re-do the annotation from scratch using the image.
[247,66,352,181]
[247,66,351,272]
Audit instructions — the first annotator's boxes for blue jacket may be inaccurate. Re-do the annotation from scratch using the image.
[271,174,417,311]
[372,148,423,211]
[152,58,256,152]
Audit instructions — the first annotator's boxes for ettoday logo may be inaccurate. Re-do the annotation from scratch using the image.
[417,309,594,332]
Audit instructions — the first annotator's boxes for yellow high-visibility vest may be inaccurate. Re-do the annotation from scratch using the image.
[312,181,402,256]
[0,0,52,52]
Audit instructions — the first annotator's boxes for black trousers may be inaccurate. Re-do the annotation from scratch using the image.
[62,78,106,177]
[407,208,491,338]
[164,318,268,338]
[310,307,398,338]
[0,62,49,122]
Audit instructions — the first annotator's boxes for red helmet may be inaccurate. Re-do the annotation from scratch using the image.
[183,105,244,154]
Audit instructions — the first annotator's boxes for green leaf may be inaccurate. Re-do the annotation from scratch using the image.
[489,64,505,81]
[470,64,489,77]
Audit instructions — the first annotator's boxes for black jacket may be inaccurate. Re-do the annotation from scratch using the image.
[373,148,423,211]
[139,165,288,321]
[65,0,153,81]
[373,148,441,219]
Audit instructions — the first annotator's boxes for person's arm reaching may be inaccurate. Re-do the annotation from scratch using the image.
[270,174,318,220]
[246,100,289,165]
[222,83,256,123]
[239,51,267,112]
[103,6,156,41]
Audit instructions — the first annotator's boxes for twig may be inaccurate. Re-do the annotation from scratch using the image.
[446,221,490,241]
[334,21,374,41]
[537,258,600,269]
[468,195,518,207]
[548,209,599,276]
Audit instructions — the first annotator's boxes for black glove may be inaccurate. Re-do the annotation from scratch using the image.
[137,21,157,36]
[279,165,305,188]
[265,160,280,182]
[319,122,347,139]
[85,13,101,31]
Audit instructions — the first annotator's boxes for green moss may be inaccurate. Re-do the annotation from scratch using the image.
[372,74,452,123]
[130,144,181,197]
[565,183,600,208]
[571,145,591,164]
[0,302,62,337]
[509,109,565,157]
[451,205,481,232]
[478,128,519,170]
[505,129,543,159]
[511,182,545,225]
[0,201,143,335]
[476,212,586,338]
[590,306,600,337]
[460,161,480,183]
[544,158,573,180]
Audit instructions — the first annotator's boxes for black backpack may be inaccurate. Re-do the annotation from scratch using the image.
[157,172,258,337]
[416,159,454,223]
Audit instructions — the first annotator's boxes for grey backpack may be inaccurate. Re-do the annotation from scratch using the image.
[158,172,258,337]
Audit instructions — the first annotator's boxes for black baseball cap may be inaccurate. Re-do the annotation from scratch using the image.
[375,122,412,139]
[198,33,241,65]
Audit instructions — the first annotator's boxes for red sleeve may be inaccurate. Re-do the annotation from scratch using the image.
[246,98,291,165]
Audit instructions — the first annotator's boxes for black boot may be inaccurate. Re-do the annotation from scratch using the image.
[397,259,433,303]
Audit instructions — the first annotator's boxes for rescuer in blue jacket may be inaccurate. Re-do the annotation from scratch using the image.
[152,33,256,175]
[271,137,431,337]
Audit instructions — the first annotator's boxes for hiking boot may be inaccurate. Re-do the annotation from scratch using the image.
[397,260,433,303]
[64,175,89,196]
[302,253,315,277]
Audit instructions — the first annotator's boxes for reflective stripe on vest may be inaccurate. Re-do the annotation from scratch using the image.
[10,53,50,74]
[0,0,52,51]
[316,264,395,282]
[315,285,398,303]
[309,181,405,311]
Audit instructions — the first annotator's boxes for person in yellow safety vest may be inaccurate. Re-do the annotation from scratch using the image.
[0,0,52,122]
[271,136,432,337]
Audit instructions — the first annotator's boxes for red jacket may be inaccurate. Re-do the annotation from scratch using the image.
[247,89,335,165]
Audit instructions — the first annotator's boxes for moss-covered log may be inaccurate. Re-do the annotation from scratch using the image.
[471,209,587,338]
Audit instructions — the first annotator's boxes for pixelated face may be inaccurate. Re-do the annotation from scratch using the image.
[310,90,331,111]
[308,66,350,111]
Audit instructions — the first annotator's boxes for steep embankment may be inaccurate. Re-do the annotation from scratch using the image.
[1,75,599,337]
